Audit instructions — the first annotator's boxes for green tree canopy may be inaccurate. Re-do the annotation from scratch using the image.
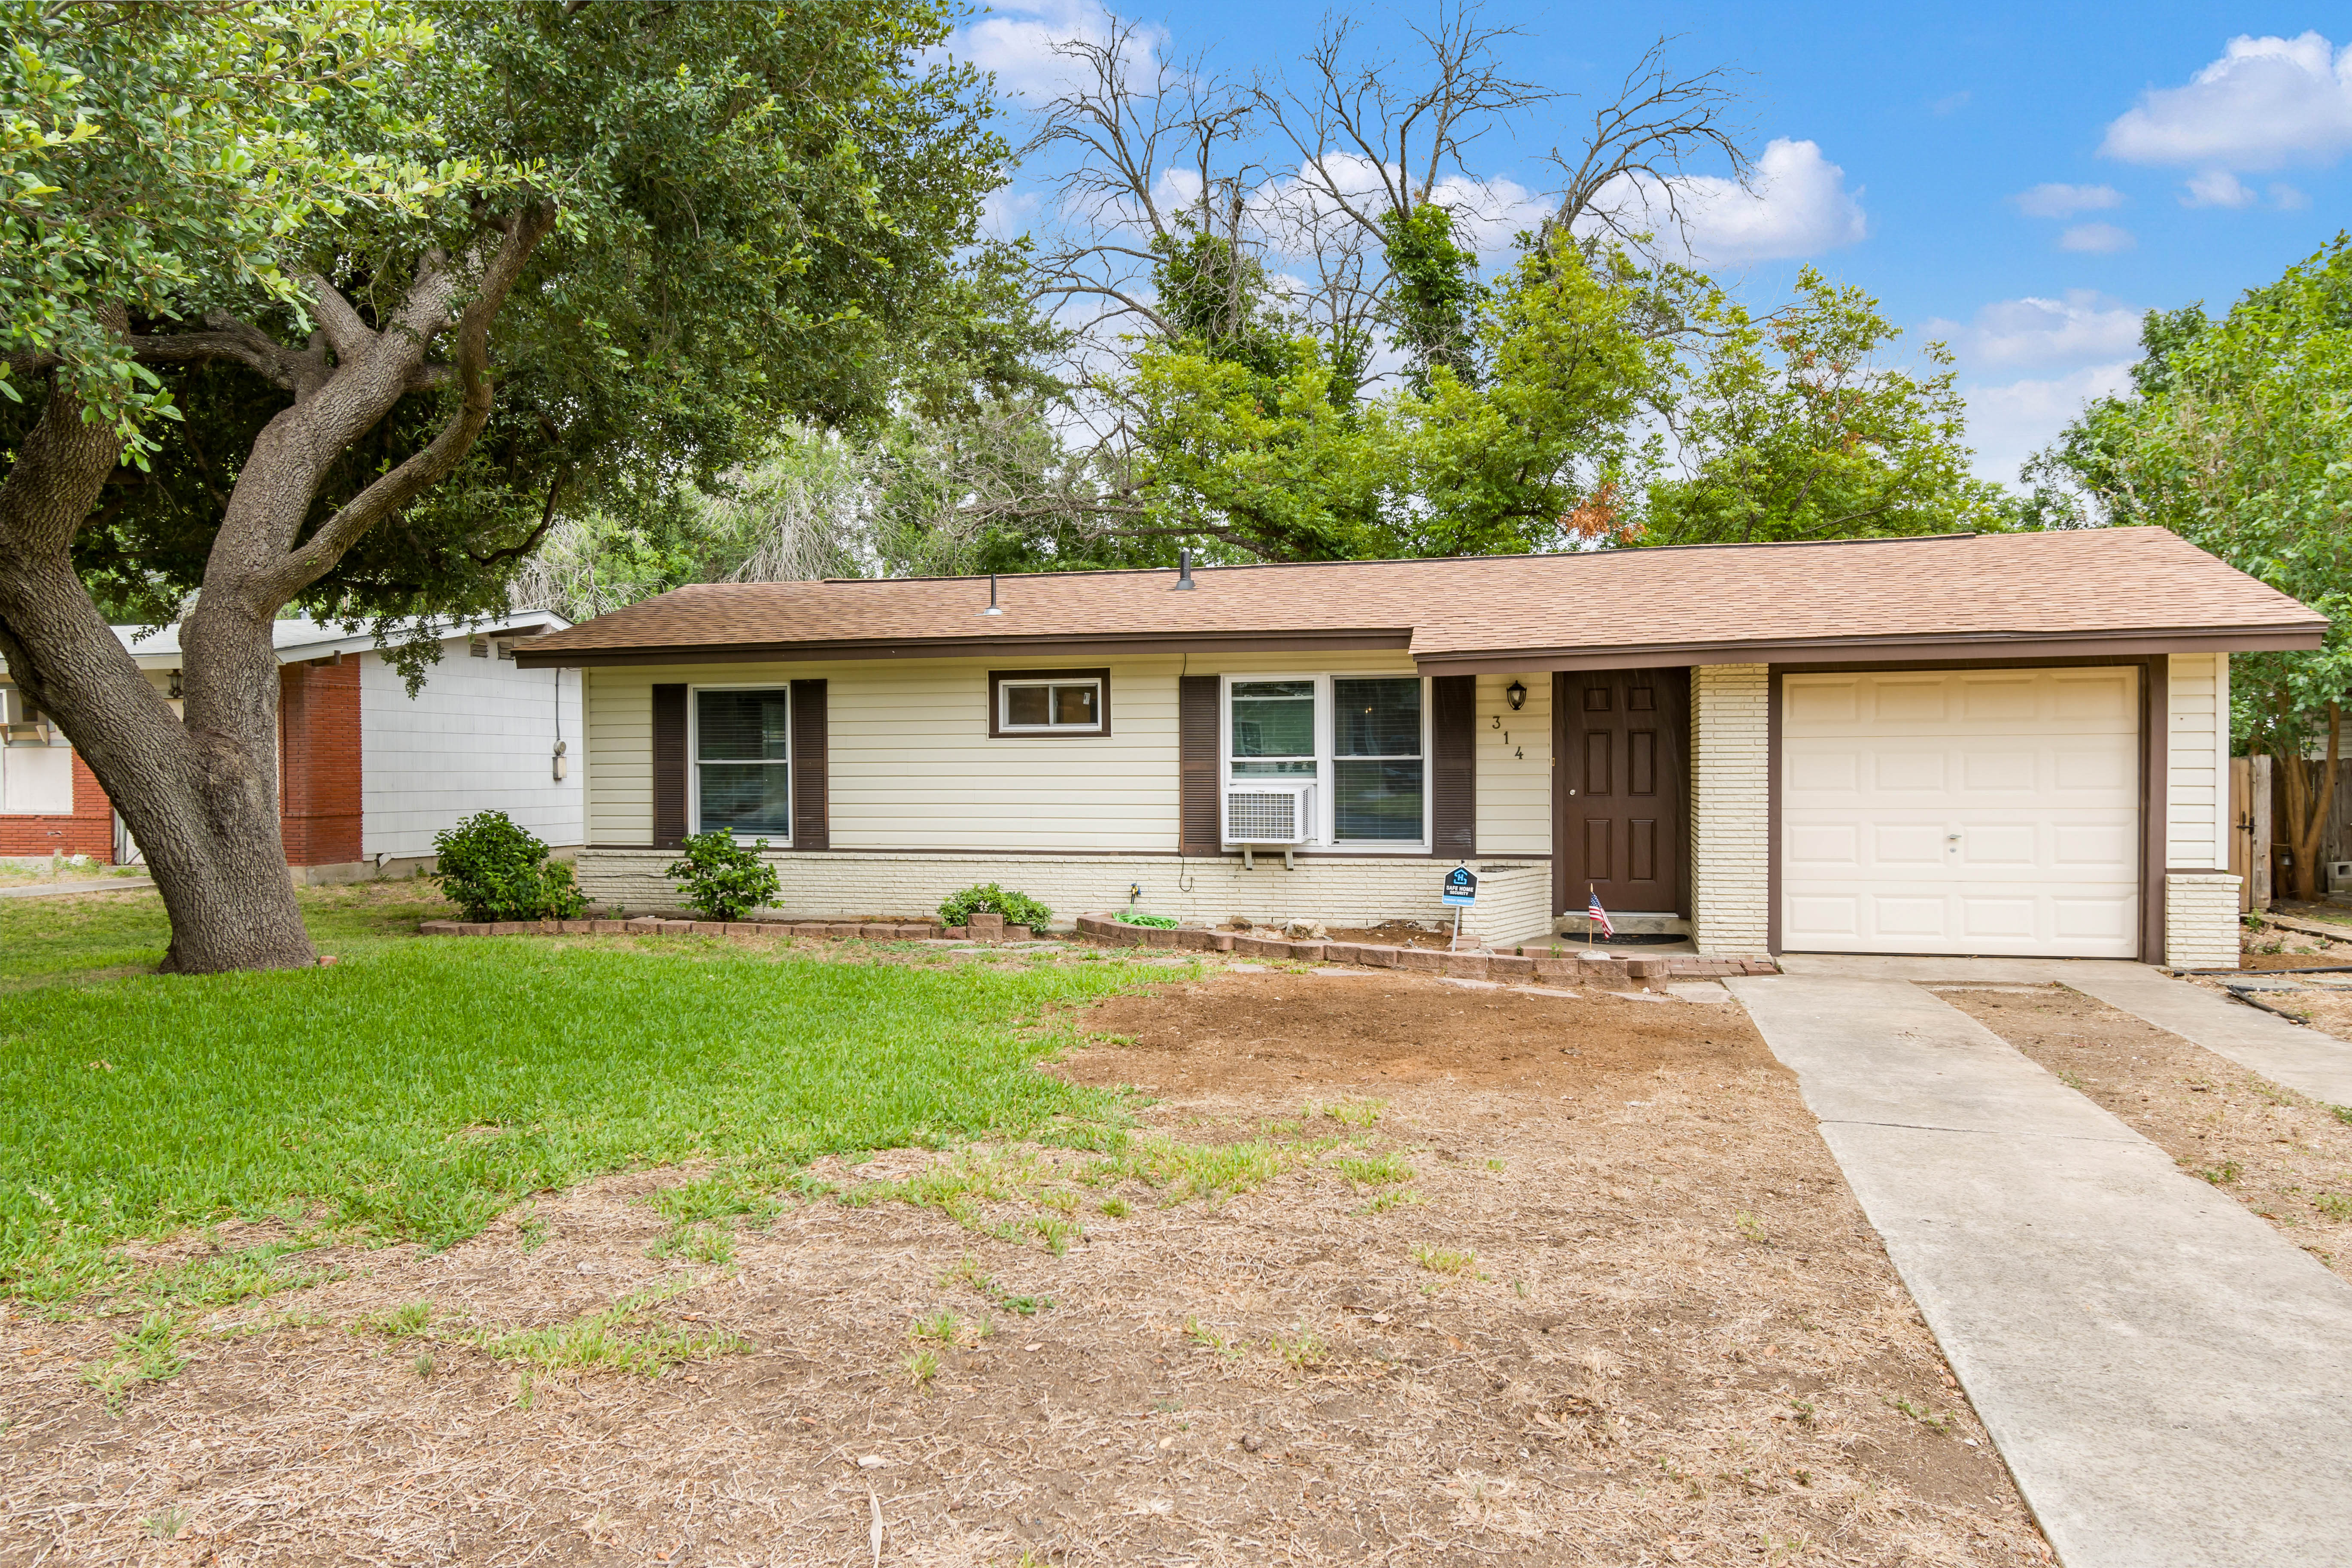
[2031,235,2352,896]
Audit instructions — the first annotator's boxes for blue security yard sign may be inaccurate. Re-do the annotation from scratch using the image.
[1442,865,1478,906]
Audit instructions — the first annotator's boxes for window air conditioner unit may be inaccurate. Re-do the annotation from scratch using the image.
[1225,782,1315,845]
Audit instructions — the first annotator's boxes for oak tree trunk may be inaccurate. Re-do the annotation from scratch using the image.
[0,209,554,973]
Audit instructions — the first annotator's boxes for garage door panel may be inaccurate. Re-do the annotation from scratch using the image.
[1786,895,1861,942]
[2053,671,2136,721]
[1868,681,1950,723]
[1789,750,1860,794]
[2054,895,2136,940]
[1872,751,1948,792]
[1957,897,2039,940]
[1782,669,2139,958]
[1871,896,1950,937]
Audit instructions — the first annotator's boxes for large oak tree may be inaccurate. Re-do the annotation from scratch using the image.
[0,0,1006,970]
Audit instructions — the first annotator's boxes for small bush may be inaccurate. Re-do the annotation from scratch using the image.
[432,811,587,922]
[667,829,781,921]
[1116,912,1178,929]
[940,882,1052,930]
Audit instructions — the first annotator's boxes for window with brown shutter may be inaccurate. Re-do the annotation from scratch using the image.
[651,683,687,849]
[789,678,828,851]
[1178,674,1220,855]
[1431,674,1475,857]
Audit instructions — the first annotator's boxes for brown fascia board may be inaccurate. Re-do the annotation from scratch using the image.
[512,627,1415,669]
[1410,622,2331,674]
[512,617,2327,672]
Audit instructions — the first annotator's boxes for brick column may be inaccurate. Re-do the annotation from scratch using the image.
[279,661,362,867]
[2164,872,2241,970]
[1690,663,1769,957]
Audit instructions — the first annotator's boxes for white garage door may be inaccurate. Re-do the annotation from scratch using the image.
[1782,668,2140,957]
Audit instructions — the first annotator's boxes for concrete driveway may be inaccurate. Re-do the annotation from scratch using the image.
[1728,958,2352,1568]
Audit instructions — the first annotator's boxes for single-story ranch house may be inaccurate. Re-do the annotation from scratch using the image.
[514,527,2325,968]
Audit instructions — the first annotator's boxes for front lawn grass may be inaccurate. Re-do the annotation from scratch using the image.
[0,881,449,988]
[0,932,1152,1301]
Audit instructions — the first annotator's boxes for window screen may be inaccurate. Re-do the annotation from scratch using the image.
[695,688,791,838]
[1000,680,1101,731]
[1332,677,1422,842]
[1230,680,1315,778]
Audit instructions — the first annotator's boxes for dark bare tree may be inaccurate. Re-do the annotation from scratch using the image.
[1538,37,1753,253]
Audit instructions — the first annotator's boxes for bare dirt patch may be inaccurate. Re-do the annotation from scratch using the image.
[1,968,2044,1565]
[1933,984,2352,1279]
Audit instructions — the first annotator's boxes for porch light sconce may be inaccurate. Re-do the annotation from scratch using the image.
[1505,679,1527,711]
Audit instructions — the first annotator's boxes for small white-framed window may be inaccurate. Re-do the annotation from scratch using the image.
[989,668,1110,736]
[690,685,791,841]
[1220,672,1429,851]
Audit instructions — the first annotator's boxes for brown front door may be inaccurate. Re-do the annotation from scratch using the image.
[1553,669,1690,918]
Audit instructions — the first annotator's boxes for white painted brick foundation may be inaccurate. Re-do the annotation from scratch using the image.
[1690,664,1770,957]
[2164,872,2242,970]
[1458,863,1553,949]
[576,849,1545,936]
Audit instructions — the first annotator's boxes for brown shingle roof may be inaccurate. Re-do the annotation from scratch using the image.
[515,527,2326,670]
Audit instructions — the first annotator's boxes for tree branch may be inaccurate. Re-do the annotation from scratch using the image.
[258,202,559,601]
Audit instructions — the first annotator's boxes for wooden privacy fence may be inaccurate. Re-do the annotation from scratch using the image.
[2230,755,2273,912]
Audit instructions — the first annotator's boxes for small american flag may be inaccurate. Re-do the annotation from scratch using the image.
[1586,886,1615,938]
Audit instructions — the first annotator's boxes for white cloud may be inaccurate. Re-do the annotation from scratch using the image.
[2101,32,2352,170]
[950,0,1165,101]
[2180,169,2257,208]
[1590,137,1867,265]
[2058,222,2134,253]
[1921,291,2143,370]
[1963,362,2136,484]
[1931,90,1972,116]
[2012,182,2123,218]
[2273,181,2313,210]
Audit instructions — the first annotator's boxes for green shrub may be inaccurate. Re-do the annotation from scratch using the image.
[666,830,782,921]
[1115,912,1178,929]
[431,811,587,922]
[940,883,1052,930]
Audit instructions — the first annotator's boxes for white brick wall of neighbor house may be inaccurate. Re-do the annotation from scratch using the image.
[1689,664,1770,958]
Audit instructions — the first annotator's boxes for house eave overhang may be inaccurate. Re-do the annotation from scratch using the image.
[513,627,1416,668]
[1405,622,2333,675]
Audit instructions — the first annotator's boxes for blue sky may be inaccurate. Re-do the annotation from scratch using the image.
[948,3,2352,485]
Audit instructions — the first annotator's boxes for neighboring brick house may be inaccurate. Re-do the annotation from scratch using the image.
[0,611,581,878]
[514,529,2324,969]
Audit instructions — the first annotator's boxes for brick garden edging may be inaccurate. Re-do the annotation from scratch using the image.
[412,907,1778,988]
[1070,912,1777,988]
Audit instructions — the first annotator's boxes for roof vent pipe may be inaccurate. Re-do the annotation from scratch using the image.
[979,574,1003,617]
[1173,548,1195,591]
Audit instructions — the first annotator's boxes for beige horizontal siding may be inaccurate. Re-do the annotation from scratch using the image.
[2167,653,2227,871]
[1475,672,1551,856]
[584,650,1540,854]
[585,675,652,845]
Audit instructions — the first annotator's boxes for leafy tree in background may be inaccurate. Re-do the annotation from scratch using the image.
[2032,238,2352,899]
[0,0,1007,972]
[1642,267,2007,547]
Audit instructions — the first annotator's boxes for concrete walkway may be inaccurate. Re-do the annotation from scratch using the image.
[1777,953,2352,1108]
[0,876,153,899]
[1727,967,2352,1568]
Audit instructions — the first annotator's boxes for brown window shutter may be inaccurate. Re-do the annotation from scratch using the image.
[1431,674,1476,858]
[652,684,688,849]
[790,678,828,851]
[1178,674,1221,855]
